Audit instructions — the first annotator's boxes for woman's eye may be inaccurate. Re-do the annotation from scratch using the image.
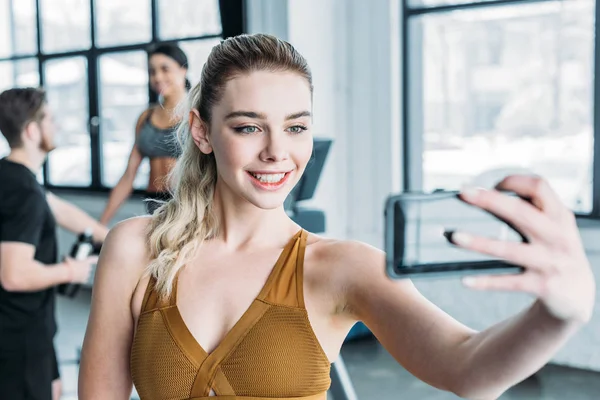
[288,125,307,134]
[234,126,259,134]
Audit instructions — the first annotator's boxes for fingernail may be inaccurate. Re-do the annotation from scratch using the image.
[460,186,481,200]
[450,231,472,245]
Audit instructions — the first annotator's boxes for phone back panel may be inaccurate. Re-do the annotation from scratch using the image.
[384,191,524,279]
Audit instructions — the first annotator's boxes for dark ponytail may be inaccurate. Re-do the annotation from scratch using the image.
[185,78,191,91]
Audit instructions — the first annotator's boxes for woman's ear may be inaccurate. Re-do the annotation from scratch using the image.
[189,109,212,154]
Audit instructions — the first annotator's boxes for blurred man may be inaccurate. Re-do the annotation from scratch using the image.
[0,87,109,400]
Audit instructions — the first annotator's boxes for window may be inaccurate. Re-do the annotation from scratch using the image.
[0,0,38,159]
[179,38,222,84]
[0,0,37,57]
[98,51,149,189]
[404,0,596,214]
[409,0,498,7]
[157,0,221,40]
[0,0,232,191]
[0,58,39,93]
[94,0,152,47]
[0,58,40,157]
[45,57,91,187]
[40,0,91,53]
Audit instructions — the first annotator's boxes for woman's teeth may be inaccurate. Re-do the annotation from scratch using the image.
[250,172,286,183]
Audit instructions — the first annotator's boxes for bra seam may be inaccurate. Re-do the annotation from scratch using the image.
[256,298,305,310]
[218,303,272,364]
[204,303,272,391]
[139,304,176,316]
[300,311,331,365]
[159,308,201,369]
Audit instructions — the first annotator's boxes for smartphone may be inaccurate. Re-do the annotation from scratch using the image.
[384,190,527,279]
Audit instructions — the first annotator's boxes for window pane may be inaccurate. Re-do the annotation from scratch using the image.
[45,57,91,186]
[415,0,594,212]
[99,52,150,188]
[179,39,221,86]
[157,0,221,40]
[0,58,39,158]
[0,133,8,158]
[41,0,91,53]
[0,58,39,92]
[95,0,151,47]
[409,0,498,8]
[0,0,37,57]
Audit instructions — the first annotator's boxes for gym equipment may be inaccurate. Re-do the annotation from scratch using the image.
[285,138,332,233]
[57,228,94,297]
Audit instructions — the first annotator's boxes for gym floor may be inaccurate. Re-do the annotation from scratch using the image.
[341,338,600,399]
[55,292,600,400]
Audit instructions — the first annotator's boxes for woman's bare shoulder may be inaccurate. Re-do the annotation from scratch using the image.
[99,216,152,278]
[303,234,386,291]
[303,234,389,316]
[306,233,383,266]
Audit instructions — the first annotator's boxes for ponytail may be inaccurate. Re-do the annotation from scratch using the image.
[145,81,218,298]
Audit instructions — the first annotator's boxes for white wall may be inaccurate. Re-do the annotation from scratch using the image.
[280,0,401,246]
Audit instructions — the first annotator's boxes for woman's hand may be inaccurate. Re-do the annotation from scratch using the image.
[451,174,596,324]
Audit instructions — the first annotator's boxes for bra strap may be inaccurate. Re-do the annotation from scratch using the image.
[296,229,308,309]
[140,275,159,312]
[140,269,180,312]
[146,106,155,123]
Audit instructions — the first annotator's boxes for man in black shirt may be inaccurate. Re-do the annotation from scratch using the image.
[0,88,109,400]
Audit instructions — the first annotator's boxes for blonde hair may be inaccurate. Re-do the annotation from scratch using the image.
[146,34,313,298]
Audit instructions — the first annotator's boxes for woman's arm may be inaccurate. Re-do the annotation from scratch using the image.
[99,110,151,225]
[339,175,594,400]
[78,217,150,399]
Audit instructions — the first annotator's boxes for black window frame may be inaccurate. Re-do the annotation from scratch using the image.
[0,0,245,194]
[401,0,600,218]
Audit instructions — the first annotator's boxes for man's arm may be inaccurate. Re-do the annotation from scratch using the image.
[46,192,109,243]
[0,241,94,292]
[0,188,94,292]
[0,241,72,291]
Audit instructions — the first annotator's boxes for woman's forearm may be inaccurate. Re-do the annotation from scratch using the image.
[455,300,583,399]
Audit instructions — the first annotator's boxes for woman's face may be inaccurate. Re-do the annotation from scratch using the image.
[148,54,187,99]
[192,70,314,211]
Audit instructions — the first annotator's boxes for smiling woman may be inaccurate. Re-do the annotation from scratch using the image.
[78,33,595,400]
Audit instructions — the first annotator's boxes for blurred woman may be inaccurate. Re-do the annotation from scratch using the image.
[100,43,190,224]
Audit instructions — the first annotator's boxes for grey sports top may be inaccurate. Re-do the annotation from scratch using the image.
[136,110,180,159]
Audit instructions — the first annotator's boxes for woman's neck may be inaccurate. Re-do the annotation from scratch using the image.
[161,91,186,110]
[211,185,297,249]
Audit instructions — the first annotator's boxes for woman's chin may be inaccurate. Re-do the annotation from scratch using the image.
[245,193,289,211]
